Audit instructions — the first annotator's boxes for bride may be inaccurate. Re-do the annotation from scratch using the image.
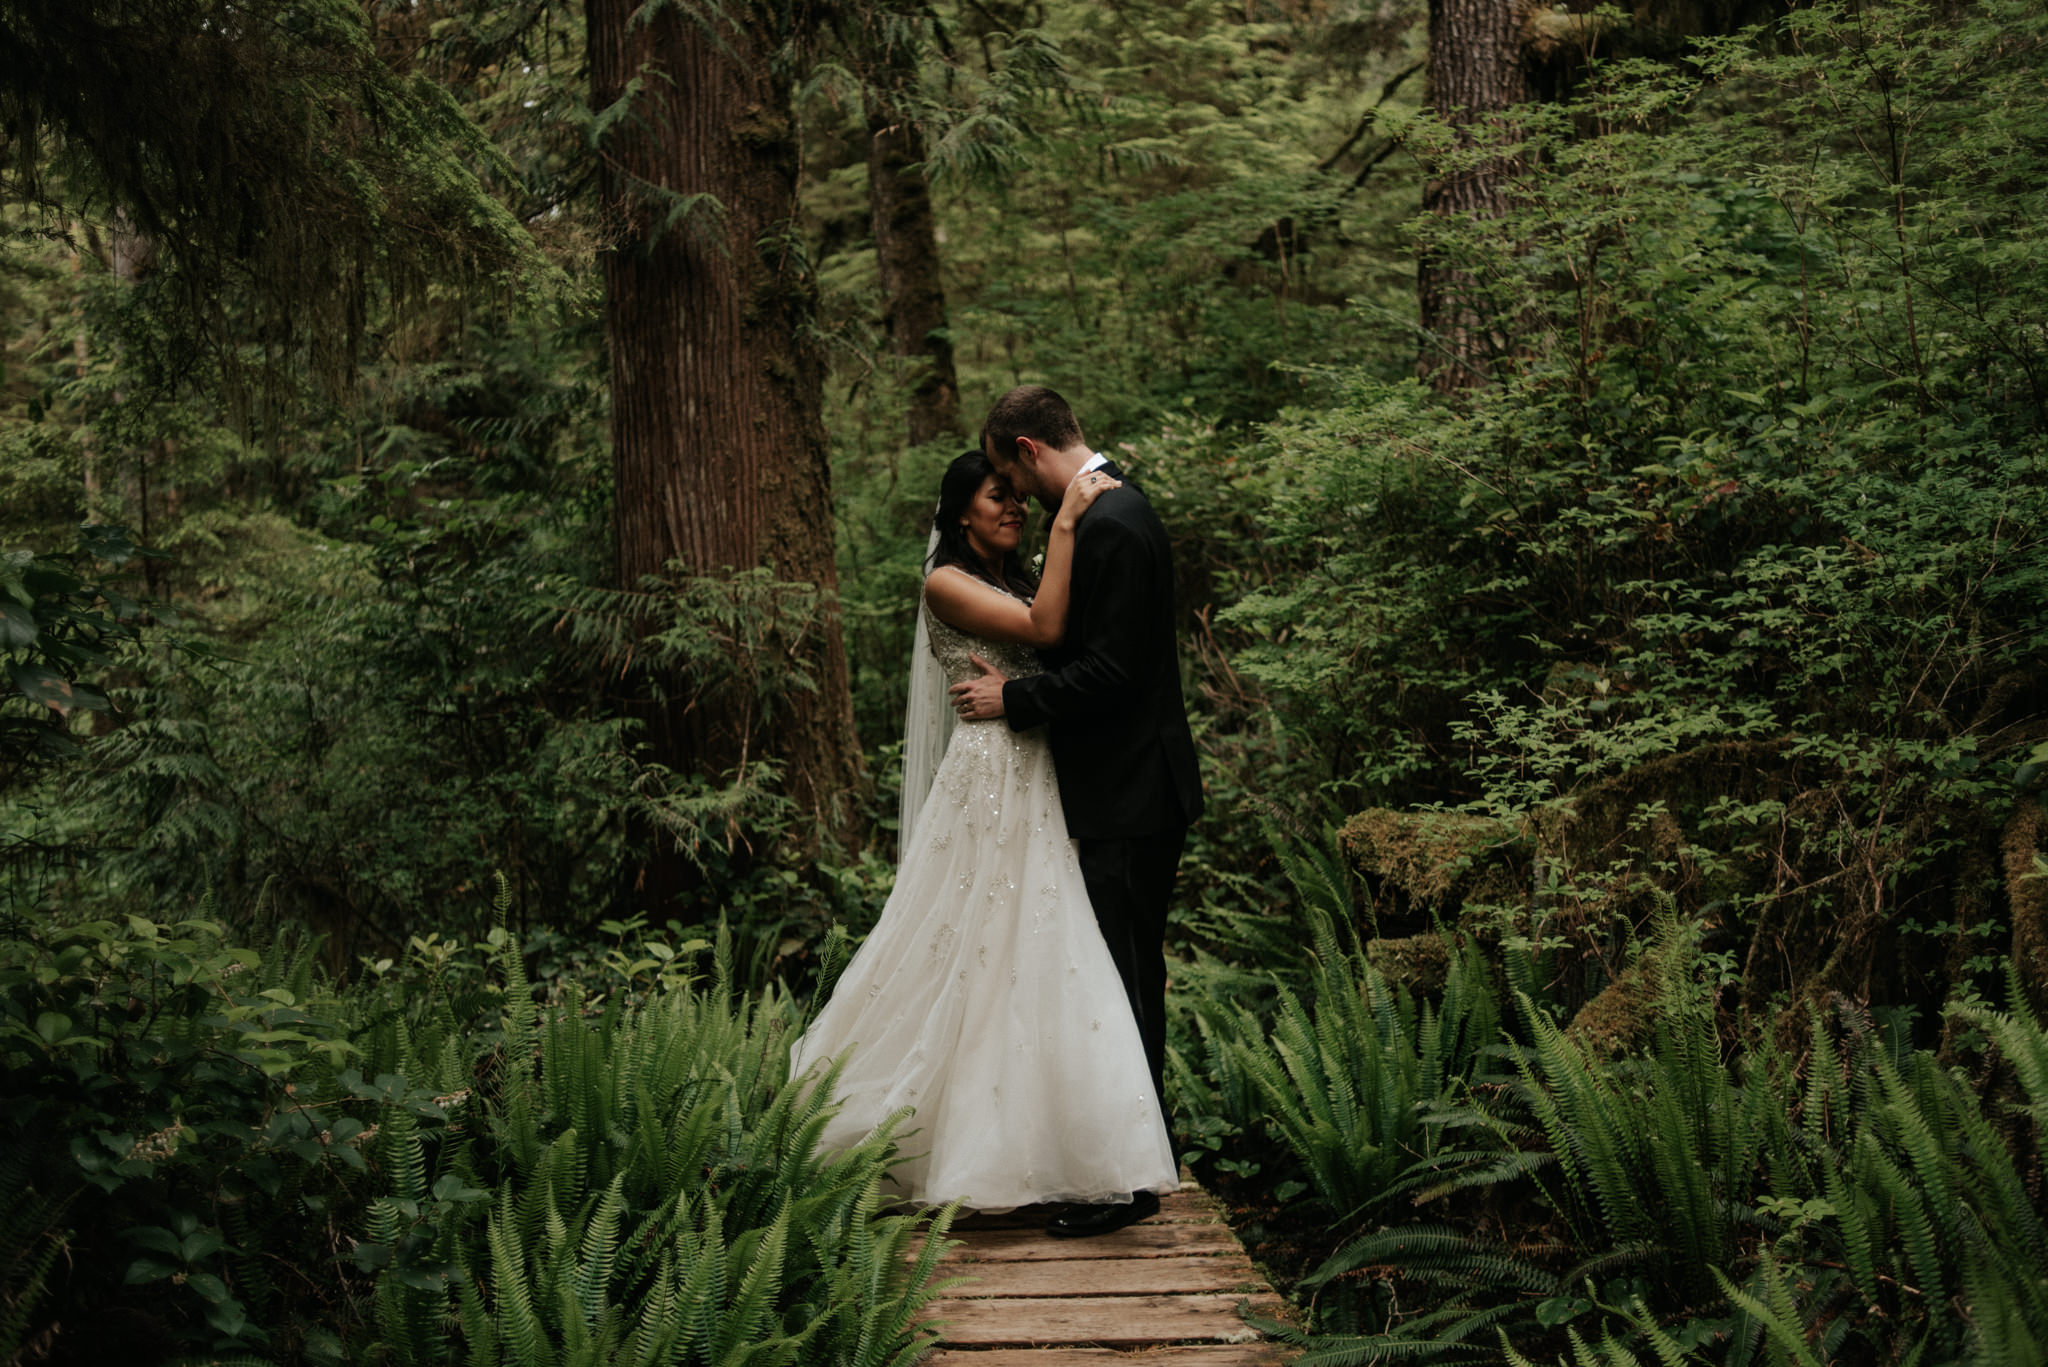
[790,450,1178,1213]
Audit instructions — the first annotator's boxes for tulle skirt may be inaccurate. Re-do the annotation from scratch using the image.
[789,716,1177,1209]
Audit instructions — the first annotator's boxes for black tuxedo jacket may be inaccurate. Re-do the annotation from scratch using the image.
[1002,462,1204,839]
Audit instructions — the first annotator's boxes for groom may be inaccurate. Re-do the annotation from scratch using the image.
[950,384,1204,1238]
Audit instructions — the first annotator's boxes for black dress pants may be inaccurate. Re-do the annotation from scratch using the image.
[1076,827,1187,1122]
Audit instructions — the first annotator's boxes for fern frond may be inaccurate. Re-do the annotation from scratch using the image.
[1715,1254,1826,1367]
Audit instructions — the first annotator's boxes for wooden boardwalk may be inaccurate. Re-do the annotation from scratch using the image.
[920,1185,1294,1367]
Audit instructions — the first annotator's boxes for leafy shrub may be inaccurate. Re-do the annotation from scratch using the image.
[1209,0,2048,1027]
[0,903,953,1366]
[0,911,375,1362]
[0,526,155,796]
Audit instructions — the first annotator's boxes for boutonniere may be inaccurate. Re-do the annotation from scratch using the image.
[1030,551,1045,578]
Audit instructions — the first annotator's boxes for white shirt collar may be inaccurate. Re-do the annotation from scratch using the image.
[1080,451,1109,474]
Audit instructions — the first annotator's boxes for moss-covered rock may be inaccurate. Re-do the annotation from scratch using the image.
[1365,933,1451,995]
[2006,801,2048,1016]
[1566,952,1663,1058]
[1339,809,1526,935]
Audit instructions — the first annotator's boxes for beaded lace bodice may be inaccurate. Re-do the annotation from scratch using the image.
[922,570,1043,687]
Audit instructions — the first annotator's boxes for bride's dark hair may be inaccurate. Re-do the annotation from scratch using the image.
[927,449,1036,595]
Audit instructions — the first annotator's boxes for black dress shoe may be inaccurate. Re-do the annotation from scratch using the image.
[1045,1190,1160,1239]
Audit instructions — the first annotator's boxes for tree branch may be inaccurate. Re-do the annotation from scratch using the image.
[1317,60,1424,173]
[1338,138,1404,198]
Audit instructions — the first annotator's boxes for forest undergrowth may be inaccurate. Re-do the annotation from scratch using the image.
[0,895,956,1365]
[5,0,2048,1363]
[1171,840,2048,1364]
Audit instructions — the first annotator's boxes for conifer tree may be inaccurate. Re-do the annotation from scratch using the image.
[585,0,865,853]
[853,4,961,444]
[1417,0,1530,392]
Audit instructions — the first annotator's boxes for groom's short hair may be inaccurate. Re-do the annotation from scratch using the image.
[982,385,1083,458]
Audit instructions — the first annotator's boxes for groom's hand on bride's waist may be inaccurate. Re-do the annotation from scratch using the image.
[949,655,1009,722]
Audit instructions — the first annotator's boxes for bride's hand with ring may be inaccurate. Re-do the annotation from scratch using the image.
[1057,469,1120,531]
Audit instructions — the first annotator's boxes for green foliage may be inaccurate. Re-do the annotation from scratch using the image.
[10,4,2048,1362]
[0,904,953,1365]
[1179,829,1499,1227]
[2,310,663,944]
[0,911,375,1359]
[0,524,153,792]
[1494,912,1761,1301]
[1,0,549,422]
[4,274,893,959]
[1209,0,2048,1027]
[347,924,955,1367]
[1223,903,2048,1364]
[815,0,1422,450]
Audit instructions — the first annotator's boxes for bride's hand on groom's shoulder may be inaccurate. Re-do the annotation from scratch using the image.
[1058,470,1120,527]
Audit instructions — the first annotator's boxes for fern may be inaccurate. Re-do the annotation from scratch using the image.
[1208,828,1505,1228]
[1715,1254,1827,1367]
[571,1174,625,1326]
[1256,1298,1513,1365]
[357,945,953,1367]
[812,923,853,1005]
[0,1157,63,1366]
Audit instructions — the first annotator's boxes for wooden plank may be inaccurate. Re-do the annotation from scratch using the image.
[1155,1189,1228,1222]
[922,1293,1285,1346]
[943,1254,1266,1298]
[908,1179,1293,1361]
[922,1347,1289,1367]
[943,1224,1242,1263]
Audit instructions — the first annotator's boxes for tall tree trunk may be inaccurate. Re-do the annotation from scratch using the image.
[868,94,960,445]
[586,0,864,858]
[71,250,101,520]
[109,222,169,596]
[1418,0,1531,392]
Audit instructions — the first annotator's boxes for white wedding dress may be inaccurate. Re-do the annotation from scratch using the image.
[789,584,1178,1209]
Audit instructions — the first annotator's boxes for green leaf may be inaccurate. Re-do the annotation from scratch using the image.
[203,1296,251,1340]
[180,1228,225,1263]
[1535,1295,1589,1327]
[124,1257,180,1285]
[396,1264,451,1291]
[6,663,109,714]
[186,1270,230,1304]
[77,525,140,565]
[125,1225,183,1257]
[431,1173,488,1203]
[0,598,37,647]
